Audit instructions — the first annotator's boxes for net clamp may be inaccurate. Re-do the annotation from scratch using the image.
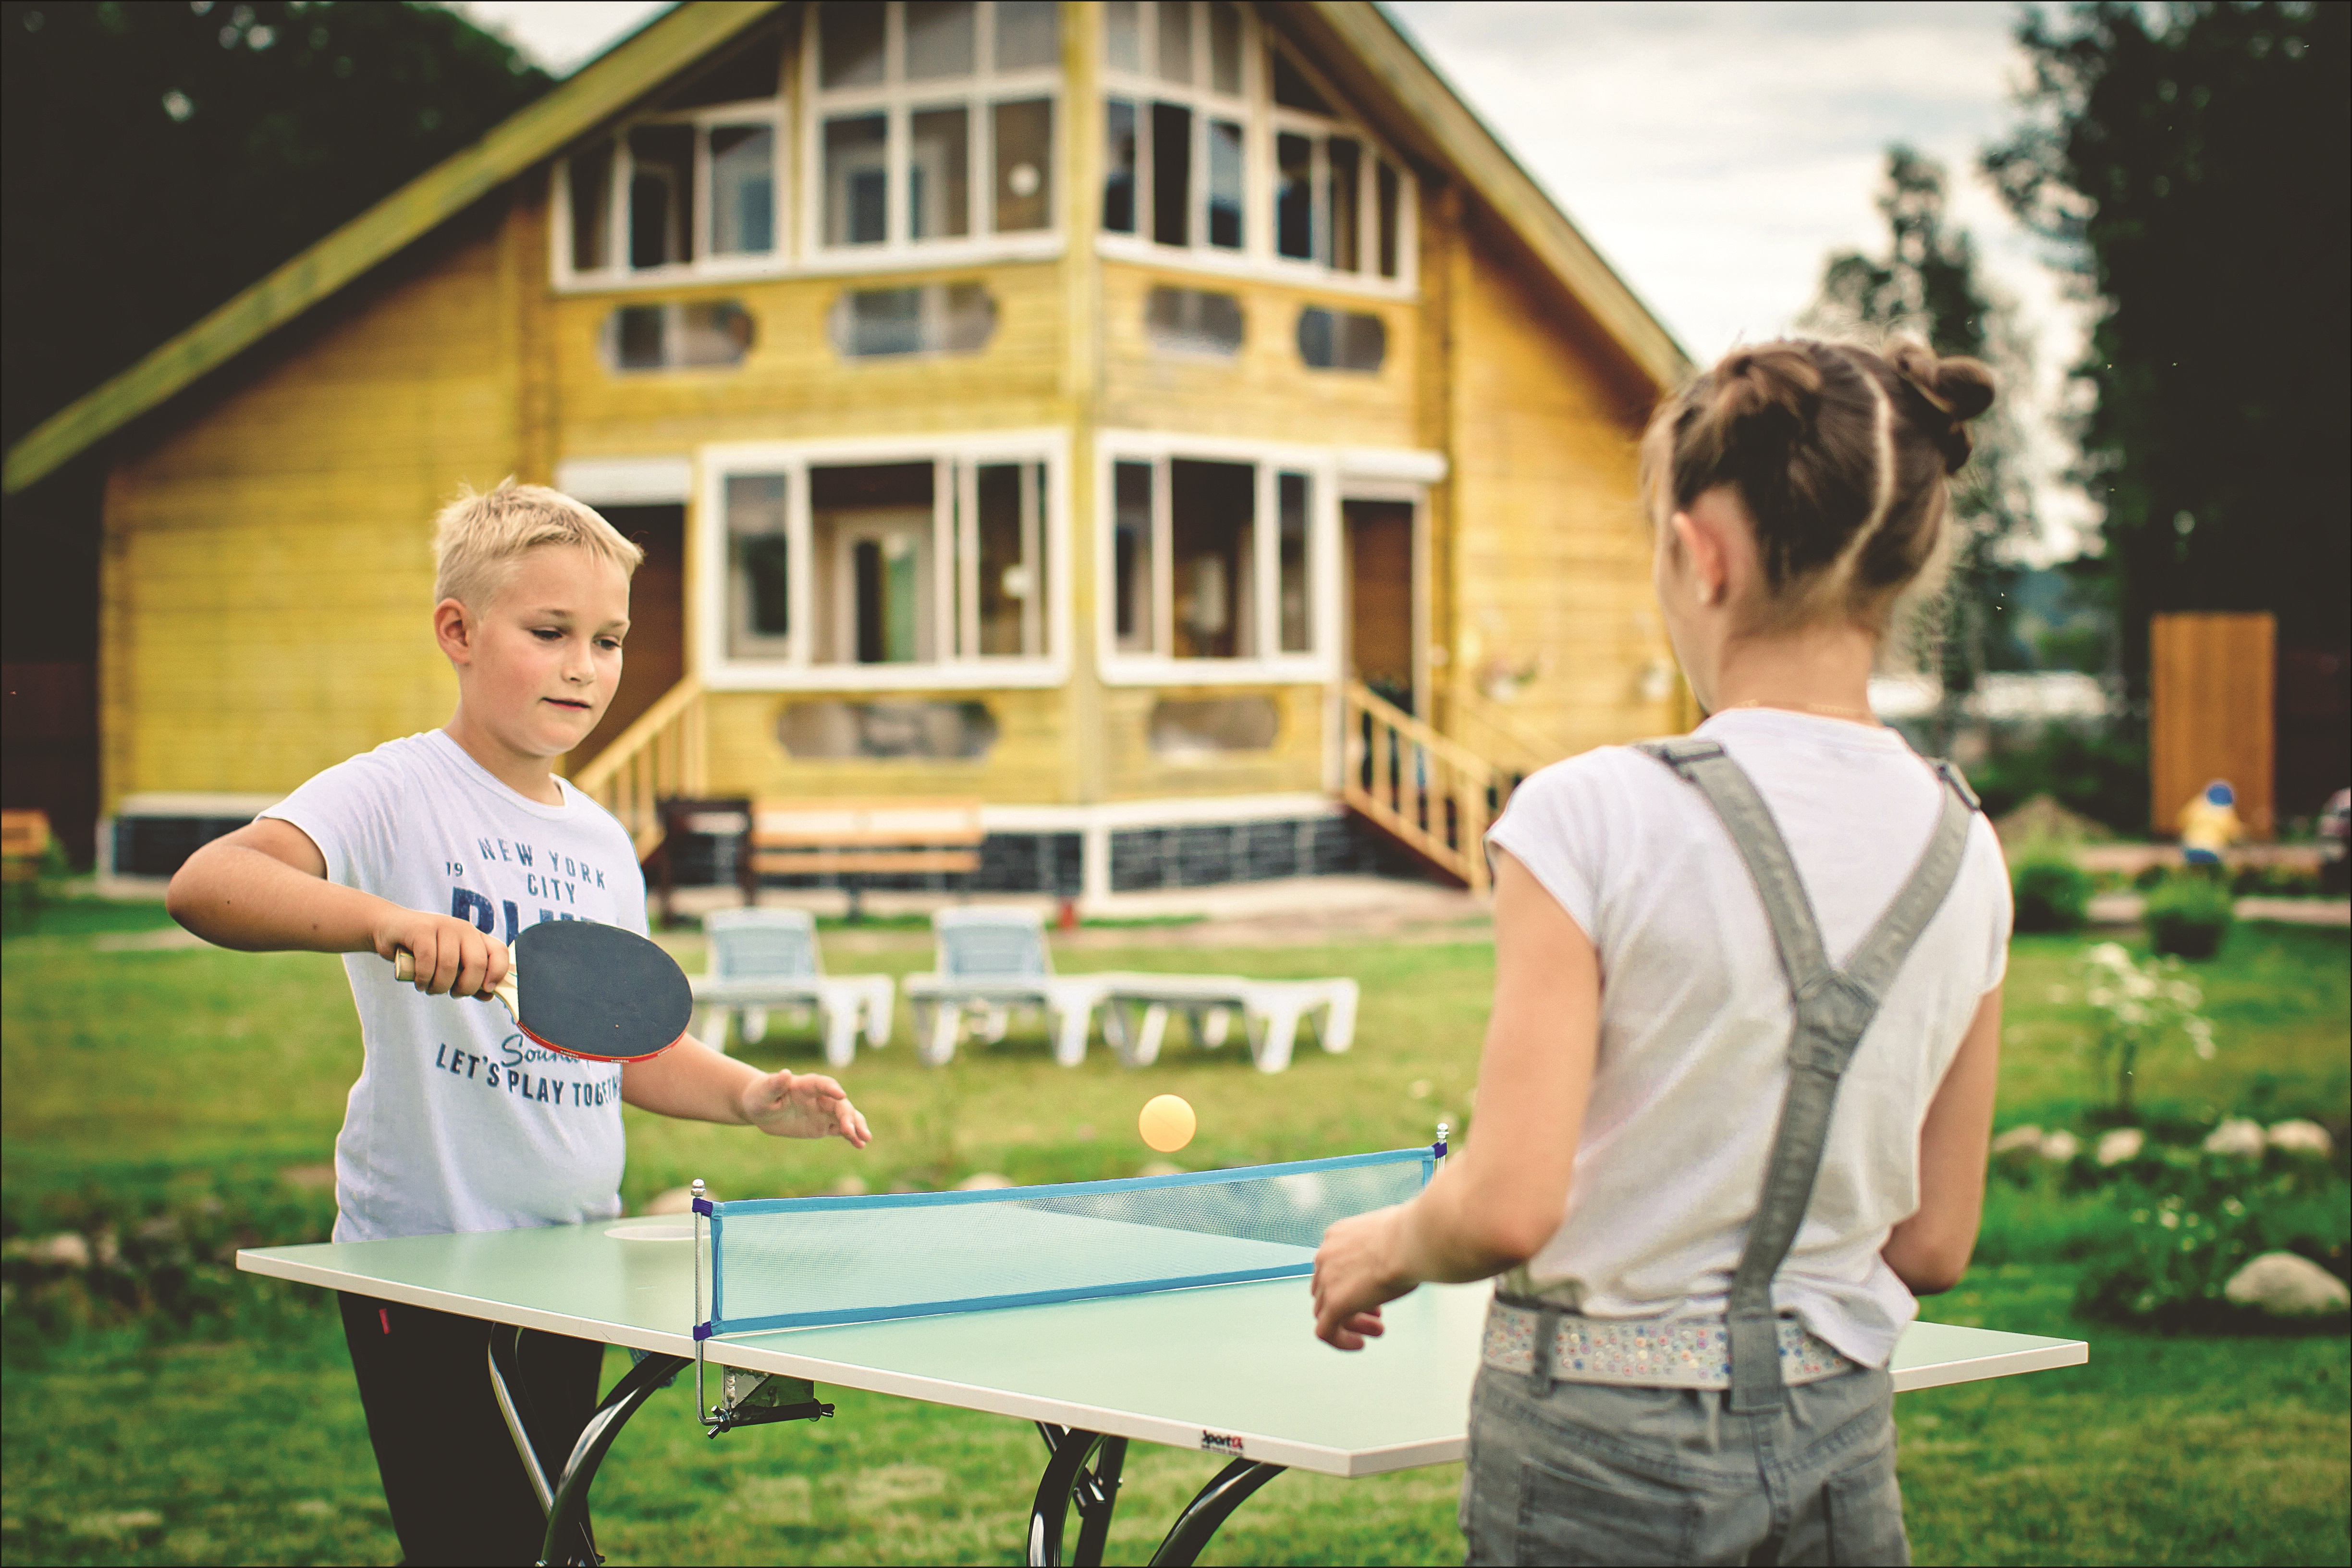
[705,1369,834,1437]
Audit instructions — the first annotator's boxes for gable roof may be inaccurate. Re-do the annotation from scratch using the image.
[4,0,1687,496]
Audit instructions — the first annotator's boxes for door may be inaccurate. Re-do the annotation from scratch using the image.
[1344,499,1415,713]
[569,504,685,771]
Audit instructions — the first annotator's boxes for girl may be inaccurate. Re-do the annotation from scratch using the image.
[1311,339,2008,1567]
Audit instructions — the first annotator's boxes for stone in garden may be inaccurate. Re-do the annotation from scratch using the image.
[2039,1130,2080,1161]
[2222,1252,2352,1317]
[830,1174,870,1197]
[16,1233,91,1267]
[2094,1127,2144,1166]
[2266,1119,2333,1157]
[2201,1118,2266,1157]
[955,1172,1012,1190]
[643,1187,698,1215]
[1991,1125,2044,1154]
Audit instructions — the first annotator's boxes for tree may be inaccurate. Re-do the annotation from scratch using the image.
[1801,146,2038,749]
[1985,1,2351,705]
[0,0,554,451]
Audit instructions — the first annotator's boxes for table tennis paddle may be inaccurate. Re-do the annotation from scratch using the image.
[393,919,693,1062]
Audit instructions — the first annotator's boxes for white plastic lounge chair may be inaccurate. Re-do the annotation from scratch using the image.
[688,908,895,1069]
[1094,973,1360,1073]
[901,908,1110,1067]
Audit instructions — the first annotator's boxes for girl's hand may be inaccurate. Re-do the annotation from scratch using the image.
[738,1069,872,1148]
[1312,1205,1417,1350]
[376,907,509,1001]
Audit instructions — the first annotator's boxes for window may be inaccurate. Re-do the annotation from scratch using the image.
[1144,286,1243,357]
[1101,10,1412,292]
[558,36,785,286]
[828,282,998,357]
[808,1,1060,258]
[603,302,757,371]
[705,436,1062,684]
[1296,306,1385,372]
[1102,441,1327,673]
[1102,2,1250,255]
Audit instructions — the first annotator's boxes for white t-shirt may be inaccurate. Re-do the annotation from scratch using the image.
[261,730,645,1243]
[1483,708,2011,1366]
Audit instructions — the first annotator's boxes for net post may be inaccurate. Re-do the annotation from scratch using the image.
[1434,1122,1449,1168]
[691,1177,714,1429]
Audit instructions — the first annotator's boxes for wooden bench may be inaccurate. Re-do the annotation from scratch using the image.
[2,809,53,917]
[744,798,985,921]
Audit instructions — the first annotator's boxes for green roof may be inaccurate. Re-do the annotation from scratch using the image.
[4,0,1684,496]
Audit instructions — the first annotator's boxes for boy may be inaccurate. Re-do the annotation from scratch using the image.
[168,481,871,1565]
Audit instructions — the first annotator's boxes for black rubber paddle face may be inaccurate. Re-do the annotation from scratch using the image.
[511,921,693,1062]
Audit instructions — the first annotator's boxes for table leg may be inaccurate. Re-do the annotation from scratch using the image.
[1146,1458,1286,1567]
[1029,1424,1128,1568]
[487,1326,688,1568]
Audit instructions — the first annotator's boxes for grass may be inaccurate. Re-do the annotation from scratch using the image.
[3,900,2347,1565]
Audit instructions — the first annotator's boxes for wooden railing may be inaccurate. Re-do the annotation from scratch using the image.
[1434,677,1565,785]
[570,674,706,859]
[1341,679,1500,893]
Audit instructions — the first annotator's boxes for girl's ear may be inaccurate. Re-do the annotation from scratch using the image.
[1669,509,1728,608]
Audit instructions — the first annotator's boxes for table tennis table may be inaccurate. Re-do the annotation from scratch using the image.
[239,1173,2087,1568]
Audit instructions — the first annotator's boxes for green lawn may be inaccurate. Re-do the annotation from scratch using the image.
[3,903,2346,1566]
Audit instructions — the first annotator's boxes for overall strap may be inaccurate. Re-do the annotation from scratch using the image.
[1636,738,1979,1412]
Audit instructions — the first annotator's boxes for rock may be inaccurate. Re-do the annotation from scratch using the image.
[954,1172,1011,1191]
[1991,1125,2045,1155]
[2094,1127,2144,1166]
[1993,794,2113,845]
[643,1187,699,1215]
[1138,1160,1184,1178]
[2222,1252,2352,1317]
[2038,1129,2080,1162]
[2267,1119,2334,1157]
[2201,1118,2266,1157]
[19,1233,91,1268]
[829,1174,870,1197]
[279,1163,336,1192]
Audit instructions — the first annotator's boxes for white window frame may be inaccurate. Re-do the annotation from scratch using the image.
[697,429,1071,691]
[551,96,792,294]
[1096,428,1348,687]
[803,0,1066,275]
[1098,7,1416,301]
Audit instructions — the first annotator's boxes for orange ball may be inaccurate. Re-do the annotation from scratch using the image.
[1139,1094,1197,1153]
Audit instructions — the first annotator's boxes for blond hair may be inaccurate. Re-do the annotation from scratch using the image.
[431,478,644,610]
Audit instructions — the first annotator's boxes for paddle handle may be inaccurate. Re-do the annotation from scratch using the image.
[392,948,520,1014]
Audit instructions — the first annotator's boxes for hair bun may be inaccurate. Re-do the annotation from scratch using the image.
[1693,344,1824,462]
[1885,341,1995,472]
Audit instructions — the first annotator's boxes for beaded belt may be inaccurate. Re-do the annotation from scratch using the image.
[1482,1297,1855,1389]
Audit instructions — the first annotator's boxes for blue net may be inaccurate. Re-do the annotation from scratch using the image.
[697,1148,1433,1336]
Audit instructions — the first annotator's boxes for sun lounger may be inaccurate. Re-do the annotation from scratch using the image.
[1093,972,1360,1073]
[900,908,1111,1067]
[688,908,895,1068]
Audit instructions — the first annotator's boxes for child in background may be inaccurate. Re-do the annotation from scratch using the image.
[1312,340,2009,1566]
[169,481,871,1566]
[2178,779,2243,866]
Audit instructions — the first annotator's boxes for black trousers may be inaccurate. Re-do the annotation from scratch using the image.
[338,1291,605,1567]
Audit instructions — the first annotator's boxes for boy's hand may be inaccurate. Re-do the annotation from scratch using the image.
[738,1070,872,1148]
[373,908,510,1002]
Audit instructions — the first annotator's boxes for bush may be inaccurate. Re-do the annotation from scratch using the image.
[2011,845,2094,933]
[2146,874,2236,959]
[2073,1146,2351,1331]
[1960,720,2149,837]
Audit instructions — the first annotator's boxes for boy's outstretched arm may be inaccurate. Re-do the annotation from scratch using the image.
[167,820,509,999]
[623,1040,872,1148]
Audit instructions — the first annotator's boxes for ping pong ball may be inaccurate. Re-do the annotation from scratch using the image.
[1139,1094,1196,1153]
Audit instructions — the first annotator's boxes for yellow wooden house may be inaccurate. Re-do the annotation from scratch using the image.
[3,0,1690,902]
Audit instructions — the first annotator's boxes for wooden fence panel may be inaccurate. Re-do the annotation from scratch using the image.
[2150,612,2274,838]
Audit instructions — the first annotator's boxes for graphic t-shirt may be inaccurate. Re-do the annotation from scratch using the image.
[1483,709,2013,1367]
[261,730,644,1242]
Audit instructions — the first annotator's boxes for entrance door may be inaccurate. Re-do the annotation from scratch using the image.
[570,504,685,771]
[1344,499,1416,713]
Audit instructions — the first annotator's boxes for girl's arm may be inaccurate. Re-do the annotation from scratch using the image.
[622,1037,871,1147]
[1882,985,2002,1294]
[1312,851,1600,1348]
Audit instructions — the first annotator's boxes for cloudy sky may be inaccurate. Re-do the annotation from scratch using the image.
[450,0,2092,552]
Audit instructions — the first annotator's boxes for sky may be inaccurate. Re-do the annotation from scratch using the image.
[447,0,2094,555]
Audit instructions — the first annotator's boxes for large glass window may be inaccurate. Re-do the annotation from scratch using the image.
[809,1,1060,255]
[559,35,784,285]
[1101,7,1411,287]
[1106,449,1319,665]
[713,443,1056,673]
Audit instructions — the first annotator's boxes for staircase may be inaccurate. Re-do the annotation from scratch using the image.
[570,674,706,859]
[1340,679,1557,894]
